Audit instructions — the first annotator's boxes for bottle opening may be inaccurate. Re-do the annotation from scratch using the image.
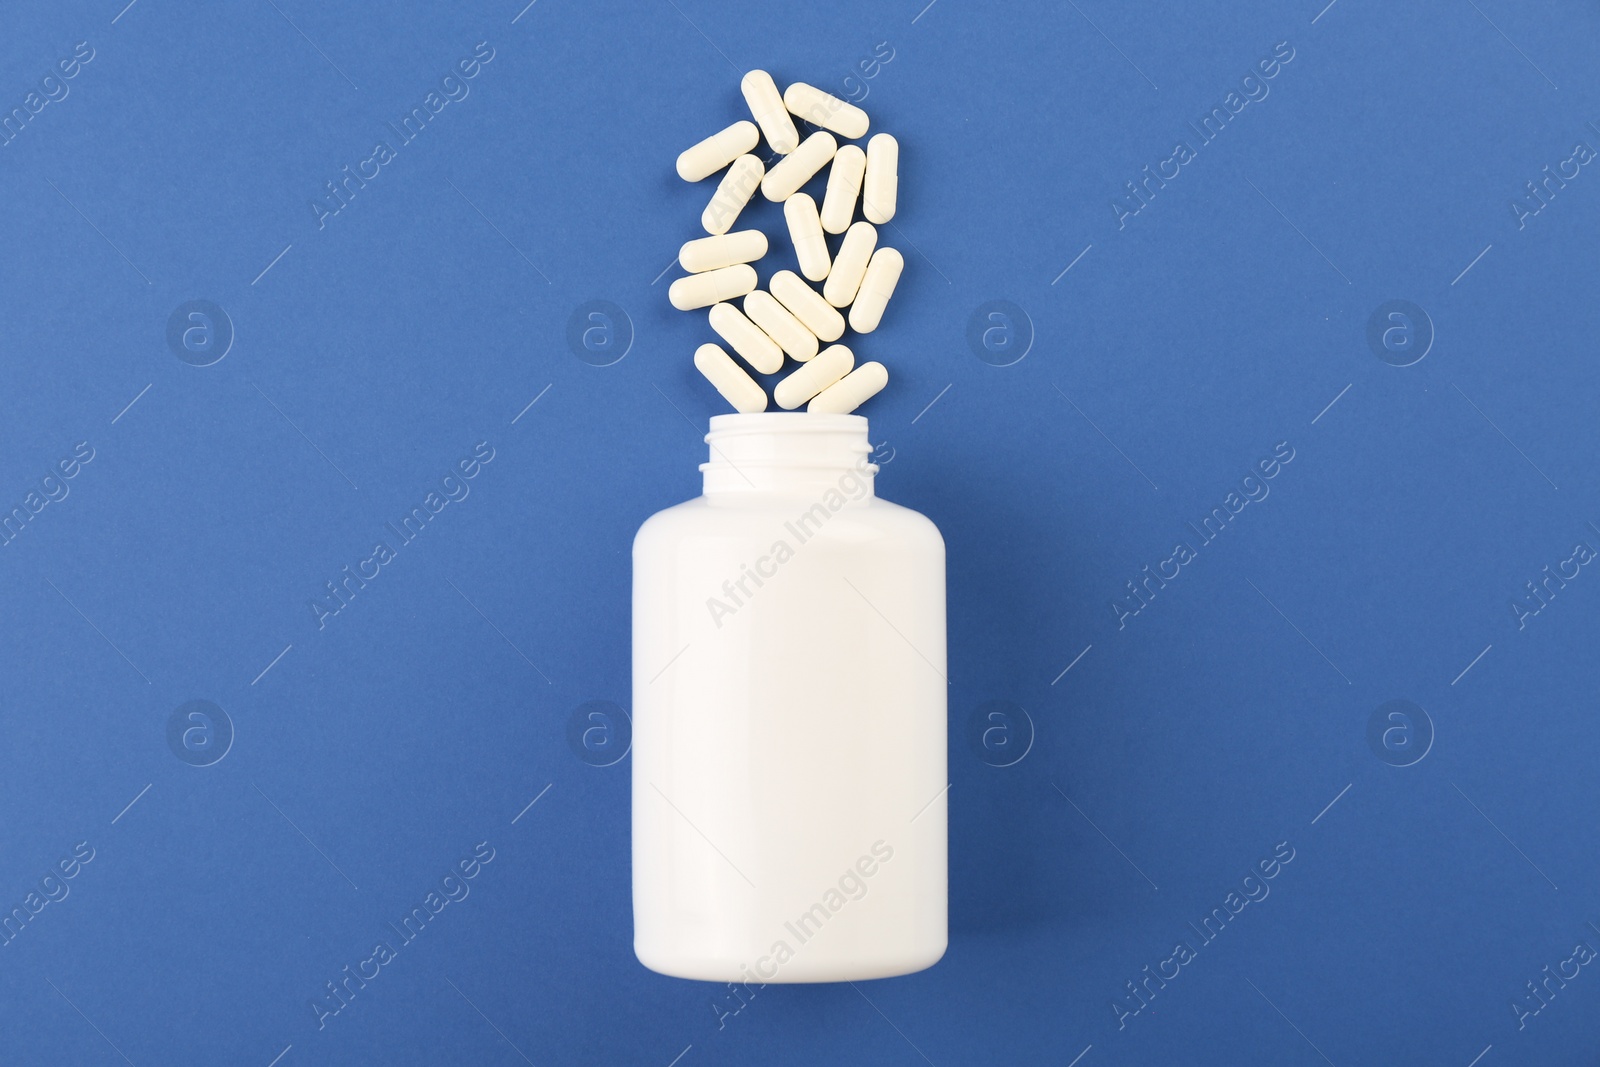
[701,413,878,494]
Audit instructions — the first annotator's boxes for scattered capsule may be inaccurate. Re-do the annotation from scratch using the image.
[702,154,765,235]
[862,133,898,224]
[695,343,767,413]
[680,230,768,273]
[784,194,831,282]
[776,344,854,410]
[846,248,904,334]
[822,221,877,308]
[820,145,866,235]
[709,302,784,375]
[782,82,870,140]
[744,290,818,362]
[809,361,888,414]
[677,120,759,182]
[741,70,799,154]
[770,270,845,343]
[669,264,757,311]
[761,131,837,202]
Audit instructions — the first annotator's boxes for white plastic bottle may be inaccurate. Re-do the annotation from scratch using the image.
[632,413,947,983]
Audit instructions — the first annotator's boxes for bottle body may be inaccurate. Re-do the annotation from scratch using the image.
[632,414,947,982]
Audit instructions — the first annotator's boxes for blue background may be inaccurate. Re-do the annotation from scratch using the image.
[2,0,1597,1063]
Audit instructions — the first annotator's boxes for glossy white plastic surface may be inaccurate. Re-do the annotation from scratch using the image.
[633,414,947,982]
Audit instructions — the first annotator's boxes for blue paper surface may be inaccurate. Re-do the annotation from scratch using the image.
[2,0,1598,1063]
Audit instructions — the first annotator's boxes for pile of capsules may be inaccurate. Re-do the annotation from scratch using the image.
[669,70,902,414]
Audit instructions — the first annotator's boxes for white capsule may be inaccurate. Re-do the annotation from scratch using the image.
[708,302,784,375]
[770,270,845,343]
[784,194,831,282]
[669,264,757,311]
[782,82,870,140]
[695,343,767,413]
[741,70,799,155]
[862,133,898,224]
[809,361,887,414]
[743,290,818,362]
[819,145,866,235]
[822,221,877,308]
[846,248,904,334]
[679,230,768,273]
[702,154,764,235]
[761,131,836,202]
[776,344,854,410]
[676,120,759,182]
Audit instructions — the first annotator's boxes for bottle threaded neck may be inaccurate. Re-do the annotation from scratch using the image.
[701,413,878,494]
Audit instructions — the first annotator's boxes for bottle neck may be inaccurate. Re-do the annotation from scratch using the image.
[701,413,878,497]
